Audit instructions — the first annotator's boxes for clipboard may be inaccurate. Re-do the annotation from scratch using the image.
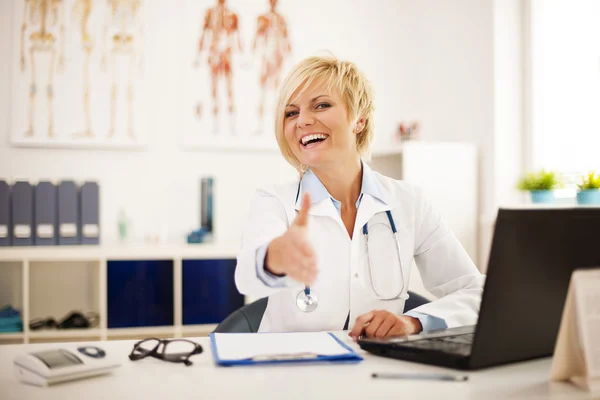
[209,332,364,366]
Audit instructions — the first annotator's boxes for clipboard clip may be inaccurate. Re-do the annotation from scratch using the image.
[250,352,319,361]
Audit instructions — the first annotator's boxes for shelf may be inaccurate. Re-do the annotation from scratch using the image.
[180,324,218,336]
[0,244,242,344]
[29,261,100,331]
[28,328,103,339]
[0,332,24,340]
[10,137,149,151]
[0,243,239,262]
[107,326,176,337]
[0,261,23,313]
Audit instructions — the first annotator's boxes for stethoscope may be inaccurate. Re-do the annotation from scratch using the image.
[363,210,407,302]
[295,181,406,313]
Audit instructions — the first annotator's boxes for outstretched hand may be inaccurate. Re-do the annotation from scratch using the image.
[265,192,318,285]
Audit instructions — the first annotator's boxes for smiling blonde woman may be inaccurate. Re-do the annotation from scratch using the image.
[235,55,485,339]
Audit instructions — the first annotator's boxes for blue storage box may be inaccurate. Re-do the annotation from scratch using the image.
[107,260,174,328]
[182,259,244,325]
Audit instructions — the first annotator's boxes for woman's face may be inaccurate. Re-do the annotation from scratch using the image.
[283,80,361,170]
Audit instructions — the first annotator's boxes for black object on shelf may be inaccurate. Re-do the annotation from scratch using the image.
[29,311,99,330]
[200,177,214,233]
[29,317,57,331]
[57,311,91,329]
[0,180,10,246]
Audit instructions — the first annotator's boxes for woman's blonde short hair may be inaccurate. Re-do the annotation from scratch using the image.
[274,55,375,173]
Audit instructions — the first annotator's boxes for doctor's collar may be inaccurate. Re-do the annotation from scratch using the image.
[360,161,387,204]
[296,169,330,205]
[295,161,389,209]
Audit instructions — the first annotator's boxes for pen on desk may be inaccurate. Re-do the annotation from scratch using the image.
[371,372,469,382]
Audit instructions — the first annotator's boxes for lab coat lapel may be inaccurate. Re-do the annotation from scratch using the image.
[294,175,342,221]
[294,196,340,220]
[355,194,394,235]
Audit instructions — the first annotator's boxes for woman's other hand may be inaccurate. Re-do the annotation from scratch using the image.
[348,310,423,341]
[265,192,318,285]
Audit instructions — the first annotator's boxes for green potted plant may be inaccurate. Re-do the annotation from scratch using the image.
[516,169,561,204]
[576,172,600,205]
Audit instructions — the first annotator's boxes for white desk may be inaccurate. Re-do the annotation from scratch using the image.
[0,332,593,400]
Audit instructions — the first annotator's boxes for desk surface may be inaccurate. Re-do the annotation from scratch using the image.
[0,332,593,400]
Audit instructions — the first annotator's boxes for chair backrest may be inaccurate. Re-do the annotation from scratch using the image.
[213,291,430,334]
[404,291,430,314]
[212,297,269,333]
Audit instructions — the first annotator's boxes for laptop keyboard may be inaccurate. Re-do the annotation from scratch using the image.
[396,333,474,356]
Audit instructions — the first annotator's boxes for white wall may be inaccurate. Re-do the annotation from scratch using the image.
[493,0,525,213]
[1,0,506,262]
[475,0,526,270]
[398,1,494,146]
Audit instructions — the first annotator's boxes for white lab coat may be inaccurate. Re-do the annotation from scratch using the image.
[235,170,485,333]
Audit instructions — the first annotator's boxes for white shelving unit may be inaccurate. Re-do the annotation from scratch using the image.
[0,243,238,344]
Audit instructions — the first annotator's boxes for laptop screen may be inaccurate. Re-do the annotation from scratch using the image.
[470,207,600,368]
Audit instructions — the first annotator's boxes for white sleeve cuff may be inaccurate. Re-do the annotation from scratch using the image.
[404,311,448,332]
[255,243,287,288]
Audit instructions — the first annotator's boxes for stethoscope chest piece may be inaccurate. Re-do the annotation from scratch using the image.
[296,288,318,312]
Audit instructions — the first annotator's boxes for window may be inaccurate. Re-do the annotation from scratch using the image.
[530,0,600,185]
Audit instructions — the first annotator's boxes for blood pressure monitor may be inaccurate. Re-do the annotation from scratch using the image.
[14,345,121,386]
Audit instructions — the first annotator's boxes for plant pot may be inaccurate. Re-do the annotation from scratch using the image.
[576,189,600,205]
[530,190,555,204]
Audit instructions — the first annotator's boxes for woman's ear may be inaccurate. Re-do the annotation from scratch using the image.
[354,117,366,134]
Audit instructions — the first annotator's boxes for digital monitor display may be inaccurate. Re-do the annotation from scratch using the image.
[32,350,83,369]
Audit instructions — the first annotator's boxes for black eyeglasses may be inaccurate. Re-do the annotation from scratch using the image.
[129,338,203,366]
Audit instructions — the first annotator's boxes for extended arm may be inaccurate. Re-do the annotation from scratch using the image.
[235,189,317,299]
[234,189,292,298]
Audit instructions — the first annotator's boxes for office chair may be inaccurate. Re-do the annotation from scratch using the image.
[213,291,431,333]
